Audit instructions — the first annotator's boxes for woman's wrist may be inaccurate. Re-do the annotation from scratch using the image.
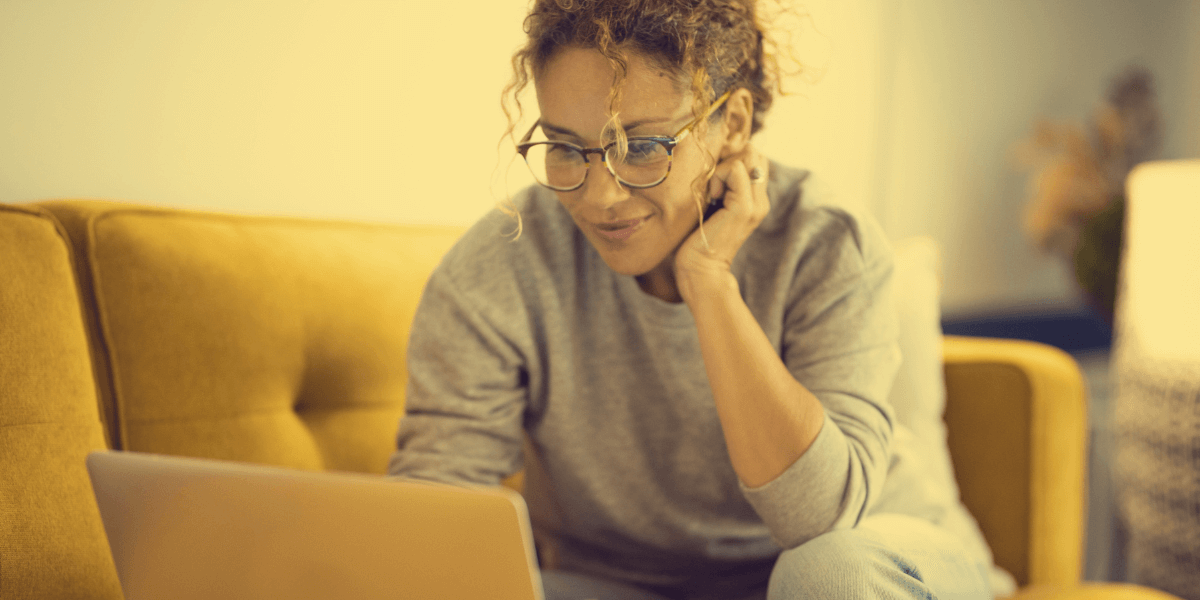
[677,264,740,308]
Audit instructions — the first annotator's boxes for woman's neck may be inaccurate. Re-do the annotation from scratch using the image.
[636,257,682,303]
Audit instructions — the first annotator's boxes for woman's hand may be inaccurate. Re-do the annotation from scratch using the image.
[673,144,770,305]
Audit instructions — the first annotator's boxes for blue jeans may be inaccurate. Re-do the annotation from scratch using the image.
[541,514,994,600]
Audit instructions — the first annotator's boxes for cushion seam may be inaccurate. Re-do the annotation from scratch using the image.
[87,211,128,450]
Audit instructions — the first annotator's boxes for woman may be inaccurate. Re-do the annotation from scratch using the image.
[390,0,994,598]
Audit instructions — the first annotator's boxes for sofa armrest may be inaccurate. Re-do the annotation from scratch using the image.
[1007,584,1184,600]
[942,335,1087,588]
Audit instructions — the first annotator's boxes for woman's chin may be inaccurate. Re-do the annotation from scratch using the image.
[580,222,682,279]
[593,245,676,281]
[597,253,657,277]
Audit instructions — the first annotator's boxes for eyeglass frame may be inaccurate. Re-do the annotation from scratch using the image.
[516,89,733,192]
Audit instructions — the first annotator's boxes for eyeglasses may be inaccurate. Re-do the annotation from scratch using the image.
[516,90,732,192]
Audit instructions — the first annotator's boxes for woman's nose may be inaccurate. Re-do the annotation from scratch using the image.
[578,155,629,209]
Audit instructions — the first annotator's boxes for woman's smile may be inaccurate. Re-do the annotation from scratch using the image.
[592,216,651,242]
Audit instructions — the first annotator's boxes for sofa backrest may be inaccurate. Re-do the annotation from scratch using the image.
[38,201,464,474]
[0,204,124,599]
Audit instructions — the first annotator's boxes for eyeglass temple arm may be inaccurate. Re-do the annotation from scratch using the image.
[520,88,732,146]
[673,89,734,142]
[518,122,538,145]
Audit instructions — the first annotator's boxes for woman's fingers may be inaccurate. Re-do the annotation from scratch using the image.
[676,147,769,303]
[706,147,768,216]
[688,147,769,263]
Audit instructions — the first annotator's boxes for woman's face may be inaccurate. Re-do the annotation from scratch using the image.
[533,47,725,279]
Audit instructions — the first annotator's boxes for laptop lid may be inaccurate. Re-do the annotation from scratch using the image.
[86,451,545,600]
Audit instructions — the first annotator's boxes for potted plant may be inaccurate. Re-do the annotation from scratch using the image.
[1017,67,1161,324]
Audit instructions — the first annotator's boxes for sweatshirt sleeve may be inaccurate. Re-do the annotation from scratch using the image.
[739,208,901,549]
[387,260,529,487]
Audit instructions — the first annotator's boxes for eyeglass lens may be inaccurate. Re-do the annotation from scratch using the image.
[522,139,671,189]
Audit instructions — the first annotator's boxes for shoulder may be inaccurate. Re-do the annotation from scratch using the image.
[748,162,900,380]
[746,161,892,283]
[432,185,584,300]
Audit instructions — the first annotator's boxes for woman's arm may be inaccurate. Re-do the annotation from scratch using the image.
[675,146,899,548]
[675,154,825,488]
[389,250,529,486]
[683,269,825,488]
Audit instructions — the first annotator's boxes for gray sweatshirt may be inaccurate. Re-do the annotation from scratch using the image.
[389,162,990,590]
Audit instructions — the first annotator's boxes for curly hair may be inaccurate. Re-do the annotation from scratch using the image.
[499,0,801,235]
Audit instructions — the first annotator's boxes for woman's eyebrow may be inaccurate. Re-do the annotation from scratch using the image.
[538,122,580,138]
[539,117,676,139]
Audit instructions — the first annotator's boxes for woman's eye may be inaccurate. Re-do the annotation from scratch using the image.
[546,144,581,162]
[624,140,664,163]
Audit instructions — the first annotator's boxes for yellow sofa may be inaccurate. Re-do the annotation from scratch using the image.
[0,200,1179,599]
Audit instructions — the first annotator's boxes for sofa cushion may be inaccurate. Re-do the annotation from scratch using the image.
[0,205,123,599]
[889,237,964,515]
[889,237,1010,594]
[40,201,464,474]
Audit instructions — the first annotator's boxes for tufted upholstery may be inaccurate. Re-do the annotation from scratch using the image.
[0,205,123,599]
[38,201,463,472]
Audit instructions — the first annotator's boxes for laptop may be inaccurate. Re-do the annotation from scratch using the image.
[86,450,545,600]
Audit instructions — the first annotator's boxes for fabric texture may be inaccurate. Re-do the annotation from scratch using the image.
[1112,335,1200,599]
[38,202,462,475]
[766,514,991,600]
[942,337,1087,589]
[1109,159,1200,600]
[543,515,992,600]
[890,239,1007,594]
[0,206,123,600]
[390,163,993,593]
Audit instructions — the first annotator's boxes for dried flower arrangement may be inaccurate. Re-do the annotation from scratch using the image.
[1016,67,1161,322]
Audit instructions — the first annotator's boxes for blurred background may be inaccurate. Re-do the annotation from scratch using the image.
[1,0,1197,318]
[1,0,1198,584]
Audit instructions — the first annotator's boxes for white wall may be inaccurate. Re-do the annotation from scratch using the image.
[1,0,1196,317]
[0,0,532,225]
[754,0,888,217]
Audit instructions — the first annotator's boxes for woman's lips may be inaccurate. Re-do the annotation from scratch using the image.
[593,217,648,242]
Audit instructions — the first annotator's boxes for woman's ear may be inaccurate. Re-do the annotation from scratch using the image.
[718,88,755,158]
